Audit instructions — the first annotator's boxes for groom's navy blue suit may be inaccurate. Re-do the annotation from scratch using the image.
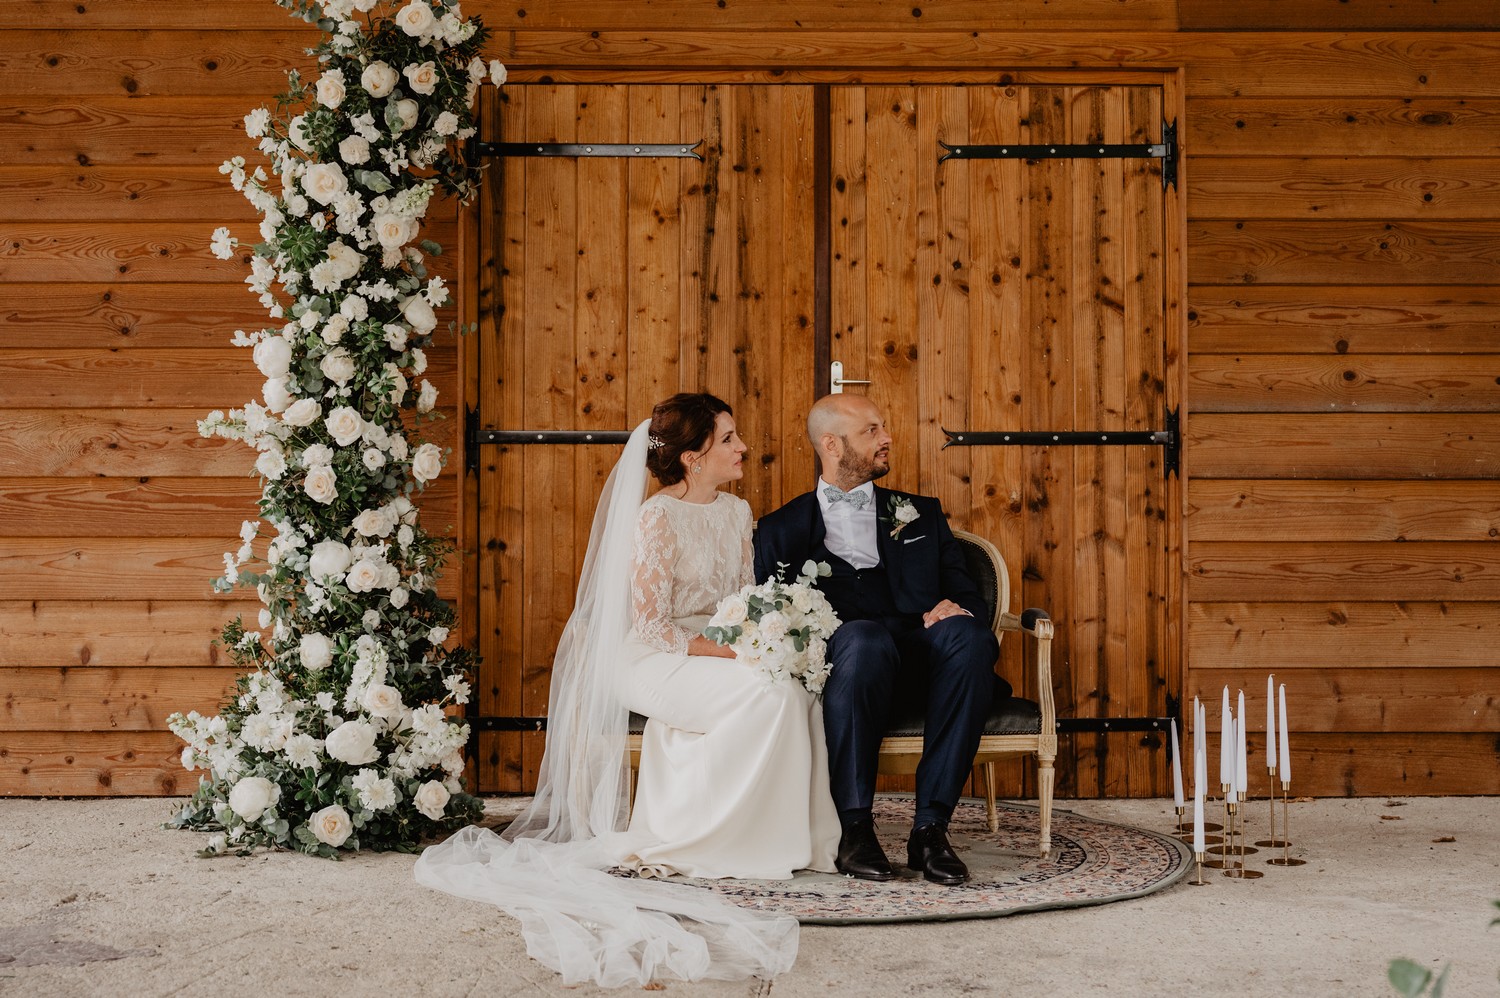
[753,487,1009,825]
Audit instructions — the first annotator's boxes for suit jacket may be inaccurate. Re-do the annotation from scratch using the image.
[753,486,987,621]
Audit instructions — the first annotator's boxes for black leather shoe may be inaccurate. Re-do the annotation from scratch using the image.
[907,823,969,885]
[836,819,897,881]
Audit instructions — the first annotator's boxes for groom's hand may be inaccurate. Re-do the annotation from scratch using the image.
[922,599,972,628]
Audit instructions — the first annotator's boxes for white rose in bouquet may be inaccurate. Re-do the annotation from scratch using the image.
[404,61,438,95]
[325,719,380,765]
[302,163,349,206]
[315,69,347,109]
[705,562,842,694]
[324,405,364,445]
[308,539,353,579]
[411,442,443,483]
[227,776,280,822]
[345,557,386,593]
[300,631,333,671]
[303,464,338,504]
[352,506,396,538]
[253,336,292,379]
[282,398,321,427]
[416,379,438,412]
[362,447,386,471]
[361,60,398,98]
[395,0,435,36]
[372,212,419,249]
[361,683,405,719]
[320,348,357,387]
[413,780,450,820]
[310,804,353,847]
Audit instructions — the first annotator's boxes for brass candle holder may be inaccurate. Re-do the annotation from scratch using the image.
[1189,850,1211,886]
[1255,764,1289,848]
[1204,797,1240,869]
[1265,779,1306,867]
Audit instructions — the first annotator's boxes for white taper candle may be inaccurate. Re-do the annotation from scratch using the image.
[1278,683,1291,782]
[1266,672,1277,772]
[1171,717,1184,808]
[1235,689,1249,794]
[1219,686,1232,787]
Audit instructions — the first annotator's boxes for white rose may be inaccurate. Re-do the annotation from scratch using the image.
[371,212,419,249]
[361,60,398,98]
[416,380,438,413]
[320,348,356,387]
[309,804,353,847]
[324,720,380,765]
[338,134,370,165]
[262,377,291,413]
[253,336,292,379]
[395,1,435,36]
[362,448,386,471]
[361,683,404,719]
[411,443,443,483]
[255,449,286,480]
[315,69,347,109]
[302,163,348,206]
[282,398,321,427]
[346,558,385,593]
[393,98,420,132]
[410,348,427,375]
[489,60,507,86]
[428,626,450,645]
[308,539,352,578]
[401,295,437,334]
[227,776,279,822]
[352,507,395,538]
[320,314,349,345]
[384,363,407,404]
[324,405,364,445]
[304,464,338,504]
[413,780,451,821]
[389,586,409,608]
[895,502,920,524]
[403,61,438,95]
[300,632,333,671]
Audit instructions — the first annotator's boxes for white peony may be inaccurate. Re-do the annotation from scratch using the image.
[324,405,364,445]
[253,336,291,379]
[324,241,363,280]
[320,348,356,387]
[403,61,438,95]
[401,294,437,334]
[302,163,349,206]
[325,720,380,765]
[303,464,338,504]
[361,683,404,719]
[395,1,435,36]
[315,69,347,109]
[255,448,286,480]
[345,558,385,593]
[308,538,353,579]
[338,134,370,165]
[413,780,451,820]
[361,61,398,98]
[262,377,291,413]
[300,631,333,671]
[282,398,321,427]
[393,98,420,132]
[411,443,443,483]
[227,776,279,822]
[309,804,353,847]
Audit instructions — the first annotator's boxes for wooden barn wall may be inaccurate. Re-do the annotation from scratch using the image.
[2,0,1496,796]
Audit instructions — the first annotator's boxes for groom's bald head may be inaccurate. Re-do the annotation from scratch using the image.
[807,394,892,488]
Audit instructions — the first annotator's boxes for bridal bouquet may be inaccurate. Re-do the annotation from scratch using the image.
[705,561,842,694]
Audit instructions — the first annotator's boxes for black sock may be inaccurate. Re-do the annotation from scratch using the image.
[839,807,873,831]
[913,801,952,831]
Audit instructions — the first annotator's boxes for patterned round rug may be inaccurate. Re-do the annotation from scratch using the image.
[680,795,1191,924]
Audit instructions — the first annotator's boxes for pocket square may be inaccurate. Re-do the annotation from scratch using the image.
[902,535,926,544]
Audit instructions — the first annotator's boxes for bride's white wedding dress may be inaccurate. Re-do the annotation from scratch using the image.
[414,422,837,987]
[618,492,840,879]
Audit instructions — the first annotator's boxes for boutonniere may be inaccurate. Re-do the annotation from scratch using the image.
[885,495,920,539]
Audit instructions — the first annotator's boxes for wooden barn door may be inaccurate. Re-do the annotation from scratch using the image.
[828,84,1178,798]
[472,85,820,791]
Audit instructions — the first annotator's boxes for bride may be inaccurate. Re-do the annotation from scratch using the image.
[414,392,840,986]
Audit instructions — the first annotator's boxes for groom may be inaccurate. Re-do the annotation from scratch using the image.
[753,394,1010,885]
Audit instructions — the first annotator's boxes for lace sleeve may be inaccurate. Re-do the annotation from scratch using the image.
[740,502,755,589]
[630,502,692,654]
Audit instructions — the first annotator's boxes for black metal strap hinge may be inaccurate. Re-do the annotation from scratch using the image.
[940,118,1178,191]
[942,407,1179,477]
[467,139,704,161]
[465,409,633,476]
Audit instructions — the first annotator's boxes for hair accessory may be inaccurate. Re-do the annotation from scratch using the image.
[648,434,664,449]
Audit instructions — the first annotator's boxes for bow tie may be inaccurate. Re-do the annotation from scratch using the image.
[823,485,871,510]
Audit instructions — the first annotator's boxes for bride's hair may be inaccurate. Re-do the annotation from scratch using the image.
[646,392,732,485]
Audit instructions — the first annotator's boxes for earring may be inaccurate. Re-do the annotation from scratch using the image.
[693,464,703,475]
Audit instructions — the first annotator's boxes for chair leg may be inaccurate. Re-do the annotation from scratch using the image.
[1037,754,1055,859]
[983,762,998,833]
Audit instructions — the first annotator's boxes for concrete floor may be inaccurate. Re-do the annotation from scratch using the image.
[2,795,1496,996]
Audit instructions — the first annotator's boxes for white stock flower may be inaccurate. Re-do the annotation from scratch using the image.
[310,804,353,847]
[320,348,356,387]
[302,163,349,206]
[413,781,450,820]
[255,448,287,480]
[345,558,385,593]
[282,398,321,427]
[227,776,279,822]
[410,704,444,735]
[403,61,438,95]
[325,720,380,765]
[361,683,404,719]
[244,107,271,138]
[411,443,443,483]
[253,336,292,379]
[315,69,347,109]
[300,631,334,671]
[401,295,437,334]
[304,464,338,504]
[338,134,370,165]
[210,227,237,260]
[395,1,435,36]
[361,60,398,98]
[324,405,364,445]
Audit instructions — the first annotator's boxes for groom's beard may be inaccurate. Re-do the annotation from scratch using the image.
[836,447,890,486]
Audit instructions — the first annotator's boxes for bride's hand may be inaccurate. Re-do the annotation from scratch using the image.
[687,635,737,659]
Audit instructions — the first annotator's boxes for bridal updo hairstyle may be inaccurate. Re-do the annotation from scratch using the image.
[646,393,732,486]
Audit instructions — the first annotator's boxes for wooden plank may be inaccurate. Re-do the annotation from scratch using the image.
[776,83,817,503]
[1188,286,1500,355]
[0,166,255,222]
[0,407,455,477]
[1187,541,1500,602]
[0,538,459,601]
[1186,413,1500,479]
[1187,602,1500,670]
[486,0,1176,30]
[1187,667,1500,733]
[16,2,310,30]
[1178,0,1500,32]
[0,219,458,282]
[1188,220,1500,286]
[0,600,255,669]
[1187,354,1500,413]
[0,477,455,538]
[1,667,237,731]
[829,85,868,426]
[0,30,305,97]
[0,731,195,796]
[0,283,270,349]
[1188,98,1500,157]
[0,97,266,166]
[625,85,684,422]
[1186,480,1500,542]
[1188,158,1500,220]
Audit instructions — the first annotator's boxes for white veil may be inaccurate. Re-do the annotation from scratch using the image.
[413,419,800,987]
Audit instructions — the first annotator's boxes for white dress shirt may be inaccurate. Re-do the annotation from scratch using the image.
[816,479,880,569]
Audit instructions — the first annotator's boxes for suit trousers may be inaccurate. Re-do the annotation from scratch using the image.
[822,614,1002,817]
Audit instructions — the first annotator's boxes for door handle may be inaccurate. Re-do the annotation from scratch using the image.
[830,360,871,395]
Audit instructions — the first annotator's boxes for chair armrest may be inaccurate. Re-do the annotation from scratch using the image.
[997,608,1057,755]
